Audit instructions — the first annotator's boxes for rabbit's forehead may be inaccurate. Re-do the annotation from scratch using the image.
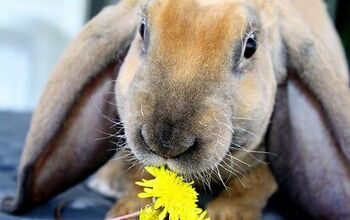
[148,0,245,39]
[196,0,235,6]
[146,0,246,81]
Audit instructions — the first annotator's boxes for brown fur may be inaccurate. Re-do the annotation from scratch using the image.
[2,0,349,219]
[206,164,276,220]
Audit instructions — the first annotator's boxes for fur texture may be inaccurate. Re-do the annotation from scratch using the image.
[1,0,349,219]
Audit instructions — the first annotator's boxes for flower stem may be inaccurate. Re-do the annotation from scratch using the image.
[106,211,140,220]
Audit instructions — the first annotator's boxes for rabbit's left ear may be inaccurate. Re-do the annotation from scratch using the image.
[281,10,350,163]
[1,0,142,214]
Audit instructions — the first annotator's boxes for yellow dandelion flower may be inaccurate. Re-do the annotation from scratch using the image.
[136,166,210,220]
[139,205,161,220]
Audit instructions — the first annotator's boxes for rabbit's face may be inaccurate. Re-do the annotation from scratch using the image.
[116,0,277,174]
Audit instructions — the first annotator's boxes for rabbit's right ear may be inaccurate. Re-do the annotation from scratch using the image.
[280,6,350,163]
[1,0,143,214]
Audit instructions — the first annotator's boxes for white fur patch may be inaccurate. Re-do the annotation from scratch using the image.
[87,176,124,199]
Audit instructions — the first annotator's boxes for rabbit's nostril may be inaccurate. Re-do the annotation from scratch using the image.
[168,137,198,158]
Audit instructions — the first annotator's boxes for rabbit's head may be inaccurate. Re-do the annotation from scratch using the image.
[116,0,278,174]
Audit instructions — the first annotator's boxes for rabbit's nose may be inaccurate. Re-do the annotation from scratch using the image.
[140,122,196,158]
[159,122,173,148]
[158,122,197,158]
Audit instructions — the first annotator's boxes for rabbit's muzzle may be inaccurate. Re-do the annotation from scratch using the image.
[139,120,197,159]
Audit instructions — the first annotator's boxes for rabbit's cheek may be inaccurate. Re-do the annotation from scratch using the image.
[115,39,142,97]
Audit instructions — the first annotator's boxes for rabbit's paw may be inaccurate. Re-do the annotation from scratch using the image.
[206,199,261,220]
[106,194,150,219]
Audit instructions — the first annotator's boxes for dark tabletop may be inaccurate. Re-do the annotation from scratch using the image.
[0,111,290,220]
[0,112,114,220]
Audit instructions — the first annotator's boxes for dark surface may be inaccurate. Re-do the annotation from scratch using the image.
[0,111,288,220]
[0,112,114,220]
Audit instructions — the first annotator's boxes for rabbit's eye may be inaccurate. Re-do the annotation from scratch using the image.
[139,20,146,40]
[139,18,149,55]
[244,33,257,59]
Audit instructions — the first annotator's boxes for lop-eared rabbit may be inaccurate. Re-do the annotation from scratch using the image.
[1,0,350,219]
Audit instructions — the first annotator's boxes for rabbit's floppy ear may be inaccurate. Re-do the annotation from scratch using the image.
[1,0,142,214]
[267,3,350,218]
[280,10,350,163]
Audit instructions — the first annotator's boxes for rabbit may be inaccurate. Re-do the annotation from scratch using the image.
[1,0,350,219]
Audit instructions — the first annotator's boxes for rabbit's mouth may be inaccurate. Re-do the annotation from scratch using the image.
[124,115,233,175]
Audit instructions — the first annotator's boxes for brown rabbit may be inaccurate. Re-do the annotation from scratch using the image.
[1,0,350,219]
